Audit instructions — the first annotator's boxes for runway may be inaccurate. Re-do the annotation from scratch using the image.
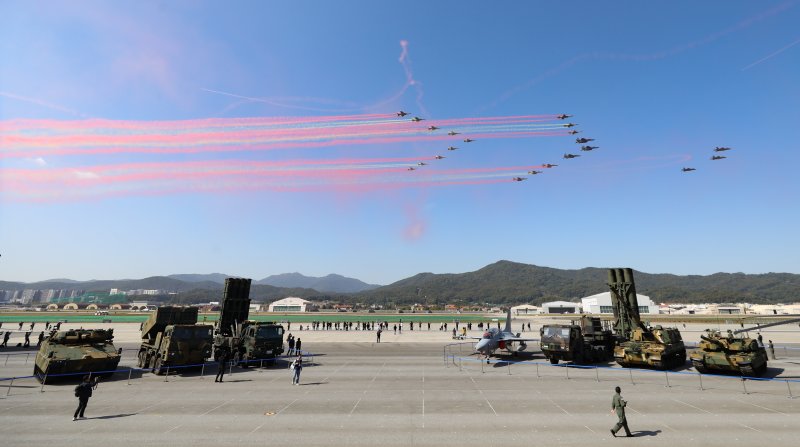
[1,341,798,446]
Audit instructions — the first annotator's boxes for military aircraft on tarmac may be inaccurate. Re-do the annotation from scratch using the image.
[581,145,598,151]
[563,153,580,159]
[714,146,732,152]
[448,130,459,136]
[711,155,726,160]
[542,163,558,168]
[563,123,578,128]
[463,138,474,143]
[512,177,527,182]
[527,170,543,175]
[568,130,580,135]
[396,110,409,117]
[575,138,594,144]
[411,116,424,122]
[473,310,538,363]
[435,155,445,159]
[557,114,573,120]
[428,125,439,131]
[682,167,696,172]
[447,146,458,151]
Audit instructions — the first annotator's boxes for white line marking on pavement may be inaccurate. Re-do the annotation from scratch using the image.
[348,397,362,416]
[548,398,571,416]
[422,389,425,429]
[165,425,181,433]
[200,399,232,416]
[276,398,299,415]
[740,424,761,432]
[584,425,595,433]
[735,399,789,416]
[671,398,713,414]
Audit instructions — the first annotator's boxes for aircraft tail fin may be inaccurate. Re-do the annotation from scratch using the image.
[504,309,512,333]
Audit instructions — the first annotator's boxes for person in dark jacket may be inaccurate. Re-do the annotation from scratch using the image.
[295,338,302,355]
[215,349,229,383]
[73,376,96,421]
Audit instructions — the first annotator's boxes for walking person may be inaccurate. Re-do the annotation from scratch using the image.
[23,331,31,348]
[610,386,632,437]
[215,349,229,383]
[291,355,303,385]
[295,338,302,355]
[1,331,10,348]
[768,340,776,359]
[376,328,382,343]
[73,376,97,421]
[37,331,45,348]
[287,334,295,356]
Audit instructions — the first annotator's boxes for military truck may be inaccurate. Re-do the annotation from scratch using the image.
[540,316,615,365]
[34,328,121,382]
[608,268,686,369]
[137,306,214,375]
[214,278,285,367]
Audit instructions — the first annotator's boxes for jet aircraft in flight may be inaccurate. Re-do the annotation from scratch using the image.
[568,130,580,135]
[435,155,445,160]
[448,130,459,136]
[557,114,573,120]
[527,170,543,175]
[396,111,408,117]
[542,164,558,168]
[411,116,424,122]
[447,146,458,151]
[682,167,696,172]
[463,138,474,143]
[714,146,732,152]
[563,153,580,159]
[428,125,439,131]
[563,123,578,128]
[581,145,598,151]
[512,177,527,182]
[575,138,594,144]
[711,155,726,160]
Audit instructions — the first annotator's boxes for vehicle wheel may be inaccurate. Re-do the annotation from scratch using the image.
[549,357,558,365]
[137,352,145,368]
[153,358,163,375]
[239,353,249,368]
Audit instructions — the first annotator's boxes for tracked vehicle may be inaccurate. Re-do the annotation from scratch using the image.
[608,268,686,369]
[34,328,121,381]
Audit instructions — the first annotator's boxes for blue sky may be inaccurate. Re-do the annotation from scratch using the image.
[1,1,799,284]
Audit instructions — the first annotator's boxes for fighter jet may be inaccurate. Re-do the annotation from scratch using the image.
[575,138,594,144]
[714,146,732,152]
[563,153,580,159]
[527,170,543,175]
[463,138,474,143]
[447,146,458,151]
[472,310,538,363]
[542,163,558,168]
[407,167,416,171]
[435,155,445,160]
[563,123,578,128]
[711,155,726,160]
[447,130,459,136]
[417,162,427,166]
[427,125,439,131]
[411,116,424,122]
[396,110,409,117]
[557,114,573,120]
[682,167,696,172]
[581,145,599,151]
[568,130,580,135]
[512,177,527,182]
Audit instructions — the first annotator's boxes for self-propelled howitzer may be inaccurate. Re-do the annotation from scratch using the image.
[34,328,122,382]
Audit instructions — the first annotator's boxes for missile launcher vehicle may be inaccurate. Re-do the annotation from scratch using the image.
[137,306,214,375]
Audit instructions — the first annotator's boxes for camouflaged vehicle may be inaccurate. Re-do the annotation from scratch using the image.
[138,306,214,375]
[690,329,768,376]
[614,325,686,369]
[540,316,615,365]
[34,328,122,381]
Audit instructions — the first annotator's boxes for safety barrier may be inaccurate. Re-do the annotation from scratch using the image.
[0,349,315,398]
[444,343,799,399]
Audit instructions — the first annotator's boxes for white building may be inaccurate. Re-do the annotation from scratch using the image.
[268,297,314,312]
[541,301,581,314]
[511,304,541,315]
[581,292,659,315]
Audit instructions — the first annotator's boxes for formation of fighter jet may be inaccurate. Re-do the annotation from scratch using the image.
[542,163,558,168]
[563,153,580,159]
[575,138,594,144]
[563,123,577,128]
[527,170,543,175]
[435,155,445,160]
[568,130,580,135]
[447,130,459,136]
[557,114,573,120]
[711,155,726,160]
[512,177,527,182]
[581,145,598,151]
[714,146,732,152]
[682,167,696,172]
[396,110,408,117]
[472,310,538,363]
[411,116,424,122]
[463,138,474,143]
[447,146,458,151]
[427,125,439,131]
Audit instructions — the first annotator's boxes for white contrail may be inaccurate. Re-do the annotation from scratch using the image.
[741,37,800,71]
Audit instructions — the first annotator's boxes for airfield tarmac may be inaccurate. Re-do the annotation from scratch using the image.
[1,322,799,447]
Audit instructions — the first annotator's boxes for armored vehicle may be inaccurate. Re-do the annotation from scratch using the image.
[34,328,121,382]
[608,268,686,369]
[214,278,285,367]
[540,316,615,365]
[690,330,767,376]
[137,306,214,375]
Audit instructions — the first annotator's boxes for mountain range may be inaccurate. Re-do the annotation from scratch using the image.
[2,261,799,305]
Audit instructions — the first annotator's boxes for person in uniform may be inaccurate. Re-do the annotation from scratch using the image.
[215,349,229,383]
[610,386,632,437]
[73,376,97,421]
